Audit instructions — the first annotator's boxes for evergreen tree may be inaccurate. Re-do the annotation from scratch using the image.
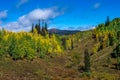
[42,26,46,36]
[116,44,120,56]
[116,44,120,70]
[38,19,41,34]
[108,33,114,46]
[84,49,91,72]
[35,24,38,34]
[71,38,74,49]
[31,19,48,35]
[38,25,41,34]
[35,24,40,34]
[31,23,34,33]
[62,38,67,50]
[117,31,120,41]
[112,44,120,70]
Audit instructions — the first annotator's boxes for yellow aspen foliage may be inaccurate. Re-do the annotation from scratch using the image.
[100,33,109,48]
[93,42,101,54]
[65,38,72,50]
[49,34,63,53]
[33,28,38,36]
[0,29,63,59]
[96,34,99,41]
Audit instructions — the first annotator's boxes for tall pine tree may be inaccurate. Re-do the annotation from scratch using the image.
[31,19,48,36]
[62,38,67,50]
[71,38,74,49]
[38,19,41,34]
[84,48,91,72]
[108,33,114,46]
[31,23,34,33]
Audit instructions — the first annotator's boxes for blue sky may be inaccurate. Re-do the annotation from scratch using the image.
[0,0,120,31]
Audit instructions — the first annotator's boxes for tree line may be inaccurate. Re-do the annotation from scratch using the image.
[31,19,48,36]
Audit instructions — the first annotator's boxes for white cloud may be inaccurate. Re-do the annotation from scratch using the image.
[93,3,101,9]
[16,0,28,8]
[18,15,30,26]
[2,8,62,32]
[27,8,60,20]
[0,10,8,19]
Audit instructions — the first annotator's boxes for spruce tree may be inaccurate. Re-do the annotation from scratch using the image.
[35,24,40,34]
[31,23,34,33]
[42,27,46,36]
[117,31,120,41]
[62,38,66,50]
[108,33,114,46]
[37,25,41,34]
[84,49,91,72]
[38,19,41,34]
[71,38,74,49]
[35,24,39,34]
[116,44,120,70]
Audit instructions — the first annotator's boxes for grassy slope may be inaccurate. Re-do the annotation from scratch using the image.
[0,35,119,80]
[1,18,120,79]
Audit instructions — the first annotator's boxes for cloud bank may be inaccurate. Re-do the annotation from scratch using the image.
[2,8,62,32]
[66,25,96,31]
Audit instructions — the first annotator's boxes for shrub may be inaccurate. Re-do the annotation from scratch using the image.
[39,51,45,58]
[25,48,36,60]
[117,57,120,70]
[71,52,80,65]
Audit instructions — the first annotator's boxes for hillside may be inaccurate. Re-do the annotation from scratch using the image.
[49,28,80,35]
[0,17,120,80]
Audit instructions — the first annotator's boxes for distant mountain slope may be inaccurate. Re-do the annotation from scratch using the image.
[49,28,80,35]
